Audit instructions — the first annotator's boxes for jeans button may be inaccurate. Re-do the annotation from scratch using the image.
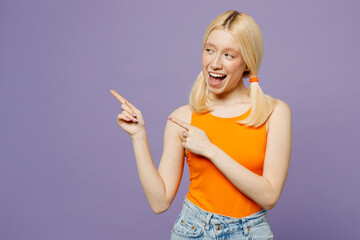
[215,224,221,231]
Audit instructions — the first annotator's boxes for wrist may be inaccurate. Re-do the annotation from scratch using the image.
[205,143,219,160]
[130,128,147,141]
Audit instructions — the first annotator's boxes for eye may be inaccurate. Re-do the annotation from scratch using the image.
[205,48,213,53]
[225,53,234,59]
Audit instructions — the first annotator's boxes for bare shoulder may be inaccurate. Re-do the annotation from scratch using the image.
[273,99,291,114]
[273,99,291,118]
[169,104,192,124]
[268,99,292,130]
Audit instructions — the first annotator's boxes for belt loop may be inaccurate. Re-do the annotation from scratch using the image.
[205,213,213,231]
[242,218,249,236]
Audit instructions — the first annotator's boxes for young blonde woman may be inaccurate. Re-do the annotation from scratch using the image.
[111,10,292,240]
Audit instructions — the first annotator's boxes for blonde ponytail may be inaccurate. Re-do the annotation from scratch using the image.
[236,82,276,128]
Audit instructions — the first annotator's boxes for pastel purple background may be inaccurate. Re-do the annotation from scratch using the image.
[1,0,359,239]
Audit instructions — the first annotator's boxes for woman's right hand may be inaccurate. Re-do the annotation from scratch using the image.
[110,89,145,137]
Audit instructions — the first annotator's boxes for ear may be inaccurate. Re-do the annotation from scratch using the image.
[242,69,250,79]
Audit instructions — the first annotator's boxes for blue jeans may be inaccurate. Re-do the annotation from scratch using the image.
[170,196,274,239]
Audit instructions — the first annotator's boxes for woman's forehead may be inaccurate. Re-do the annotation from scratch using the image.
[205,29,240,52]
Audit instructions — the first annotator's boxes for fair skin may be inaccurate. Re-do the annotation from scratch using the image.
[110,28,292,214]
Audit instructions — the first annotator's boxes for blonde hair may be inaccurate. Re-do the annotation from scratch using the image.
[189,10,276,128]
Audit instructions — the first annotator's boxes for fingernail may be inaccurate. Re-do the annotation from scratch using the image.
[168,116,172,120]
[132,113,137,117]
[126,117,131,121]
[133,118,138,122]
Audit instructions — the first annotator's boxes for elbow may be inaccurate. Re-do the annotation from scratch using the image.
[263,203,275,211]
[151,202,170,214]
[152,207,166,214]
[152,210,163,214]
[262,193,279,211]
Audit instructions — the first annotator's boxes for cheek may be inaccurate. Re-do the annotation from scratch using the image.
[228,62,245,75]
[201,55,207,78]
[201,53,210,67]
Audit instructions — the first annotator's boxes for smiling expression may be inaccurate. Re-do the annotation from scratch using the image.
[202,29,247,95]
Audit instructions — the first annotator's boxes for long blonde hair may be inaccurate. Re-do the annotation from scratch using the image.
[189,10,276,128]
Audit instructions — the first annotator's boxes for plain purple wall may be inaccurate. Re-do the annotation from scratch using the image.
[1,0,359,239]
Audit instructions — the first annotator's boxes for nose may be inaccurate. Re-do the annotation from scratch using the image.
[210,53,223,70]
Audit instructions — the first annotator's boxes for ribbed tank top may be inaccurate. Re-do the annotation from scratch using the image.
[185,107,267,218]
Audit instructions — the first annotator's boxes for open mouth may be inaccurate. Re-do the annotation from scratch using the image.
[209,72,227,84]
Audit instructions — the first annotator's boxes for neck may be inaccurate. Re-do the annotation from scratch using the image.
[208,81,250,106]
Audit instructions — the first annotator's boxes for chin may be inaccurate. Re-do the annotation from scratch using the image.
[207,87,223,95]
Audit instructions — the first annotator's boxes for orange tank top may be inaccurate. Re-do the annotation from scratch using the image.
[185,107,267,218]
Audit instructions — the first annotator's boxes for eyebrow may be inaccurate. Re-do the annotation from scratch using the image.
[204,42,240,54]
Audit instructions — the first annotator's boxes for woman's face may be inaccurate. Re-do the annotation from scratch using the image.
[202,29,247,95]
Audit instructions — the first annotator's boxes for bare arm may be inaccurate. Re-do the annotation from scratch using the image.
[131,107,186,214]
[111,90,187,214]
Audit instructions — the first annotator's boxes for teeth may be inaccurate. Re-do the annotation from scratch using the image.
[209,73,225,77]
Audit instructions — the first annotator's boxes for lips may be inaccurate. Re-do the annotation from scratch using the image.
[209,72,227,79]
[206,71,227,87]
[208,75,226,87]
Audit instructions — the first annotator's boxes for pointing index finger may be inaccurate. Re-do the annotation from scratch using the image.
[168,116,191,130]
[110,89,126,104]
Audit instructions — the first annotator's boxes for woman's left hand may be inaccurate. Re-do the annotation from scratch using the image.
[168,115,215,158]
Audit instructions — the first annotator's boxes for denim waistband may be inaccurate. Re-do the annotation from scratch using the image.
[181,196,269,229]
